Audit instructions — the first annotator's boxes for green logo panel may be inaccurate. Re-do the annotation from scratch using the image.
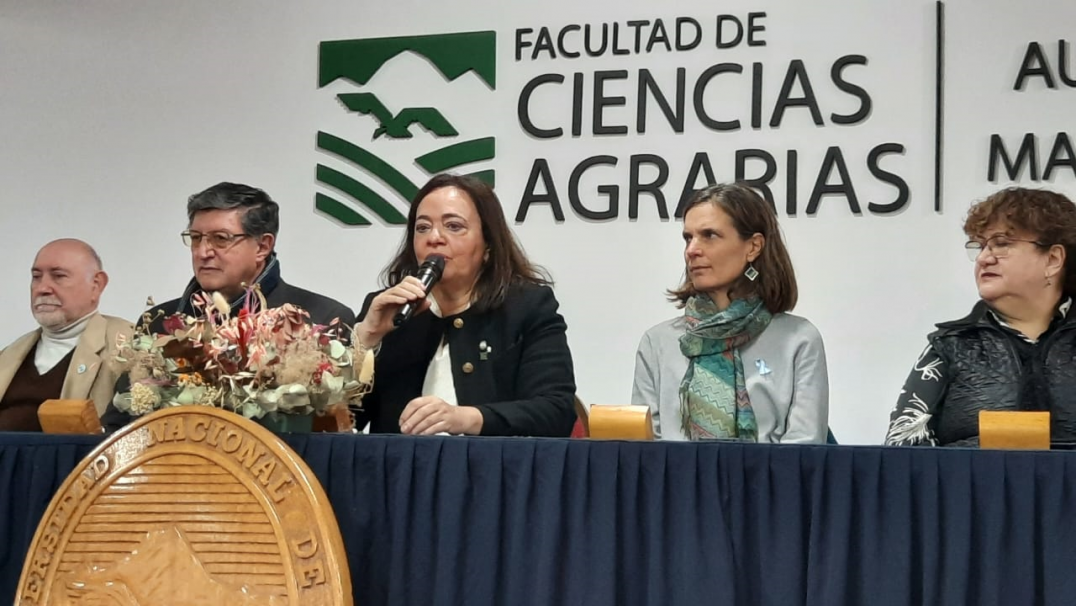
[315,31,497,226]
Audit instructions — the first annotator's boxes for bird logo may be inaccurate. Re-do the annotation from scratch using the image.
[337,92,458,139]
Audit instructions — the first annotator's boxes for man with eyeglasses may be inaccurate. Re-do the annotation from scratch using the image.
[0,239,133,430]
[99,182,355,430]
[145,182,354,332]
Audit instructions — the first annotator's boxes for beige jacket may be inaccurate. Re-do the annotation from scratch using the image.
[0,313,134,416]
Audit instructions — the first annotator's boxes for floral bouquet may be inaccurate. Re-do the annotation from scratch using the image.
[111,289,373,424]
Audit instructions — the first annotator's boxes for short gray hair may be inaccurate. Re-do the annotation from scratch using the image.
[187,182,279,238]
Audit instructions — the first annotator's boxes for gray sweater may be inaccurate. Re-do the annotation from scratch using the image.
[631,313,829,443]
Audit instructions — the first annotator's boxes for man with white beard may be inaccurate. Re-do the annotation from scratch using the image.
[0,239,132,430]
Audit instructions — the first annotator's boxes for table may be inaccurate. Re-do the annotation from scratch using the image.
[1,434,1074,605]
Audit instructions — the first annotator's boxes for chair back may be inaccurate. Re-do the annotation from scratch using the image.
[571,396,590,437]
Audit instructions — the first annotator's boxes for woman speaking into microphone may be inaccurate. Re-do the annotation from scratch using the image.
[353,174,577,436]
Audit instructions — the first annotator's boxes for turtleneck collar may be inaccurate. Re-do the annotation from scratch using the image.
[41,310,96,340]
[35,310,96,373]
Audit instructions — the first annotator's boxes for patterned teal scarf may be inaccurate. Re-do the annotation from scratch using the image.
[679,295,772,441]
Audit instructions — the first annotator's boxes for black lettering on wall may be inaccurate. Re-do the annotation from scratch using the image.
[516,159,565,222]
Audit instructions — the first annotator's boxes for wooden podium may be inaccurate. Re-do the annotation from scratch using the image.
[17,407,353,605]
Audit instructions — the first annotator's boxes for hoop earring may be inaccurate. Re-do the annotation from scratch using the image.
[744,263,759,282]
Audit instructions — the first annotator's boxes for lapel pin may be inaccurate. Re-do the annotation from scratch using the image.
[77,364,87,374]
[479,340,492,361]
[755,359,771,376]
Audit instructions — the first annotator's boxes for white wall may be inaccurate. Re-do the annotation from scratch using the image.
[1,0,1073,443]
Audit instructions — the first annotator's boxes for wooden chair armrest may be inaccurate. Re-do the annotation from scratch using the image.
[979,410,1049,450]
[588,405,654,440]
[38,399,103,434]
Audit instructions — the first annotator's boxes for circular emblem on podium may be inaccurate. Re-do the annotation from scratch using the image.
[16,407,352,605]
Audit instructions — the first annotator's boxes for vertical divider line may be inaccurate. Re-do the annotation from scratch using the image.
[935,1,946,213]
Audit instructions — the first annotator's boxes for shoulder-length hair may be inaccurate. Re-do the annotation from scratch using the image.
[667,182,798,314]
[381,174,550,312]
[965,186,1076,297]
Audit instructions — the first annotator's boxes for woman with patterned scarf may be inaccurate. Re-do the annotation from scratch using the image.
[631,183,830,443]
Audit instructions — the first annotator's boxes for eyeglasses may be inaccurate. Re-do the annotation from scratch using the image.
[965,235,1045,261]
[181,230,251,249]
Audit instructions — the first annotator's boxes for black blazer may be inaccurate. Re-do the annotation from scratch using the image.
[356,282,576,437]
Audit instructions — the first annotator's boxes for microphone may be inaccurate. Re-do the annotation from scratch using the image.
[393,254,446,327]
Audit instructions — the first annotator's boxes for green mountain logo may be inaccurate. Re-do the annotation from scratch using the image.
[315,31,497,226]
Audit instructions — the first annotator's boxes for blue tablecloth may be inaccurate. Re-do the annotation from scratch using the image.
[1,433,1074,605]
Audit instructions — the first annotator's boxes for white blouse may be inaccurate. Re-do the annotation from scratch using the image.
[419,298,465,434]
